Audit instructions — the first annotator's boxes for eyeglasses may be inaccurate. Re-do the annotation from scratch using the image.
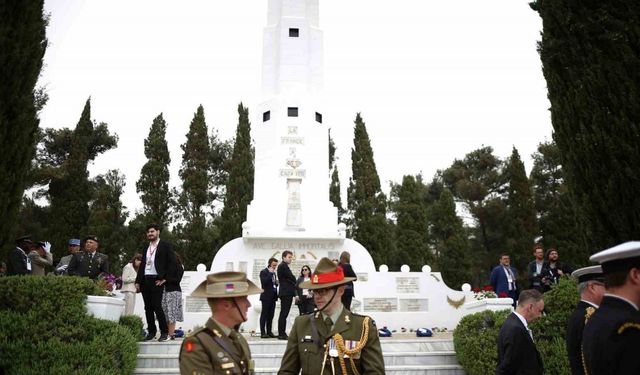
[302,268,310,272]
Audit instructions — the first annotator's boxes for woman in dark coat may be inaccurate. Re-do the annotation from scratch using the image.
[295,265,316,315]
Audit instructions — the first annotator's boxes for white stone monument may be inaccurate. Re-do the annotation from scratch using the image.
[133,0,512,333]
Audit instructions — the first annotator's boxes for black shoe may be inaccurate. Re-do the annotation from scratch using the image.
[260,334,269,338]
[144,333,156,341]
[268,333,277,338]
[278,334,288,340]
[158,334,169,342]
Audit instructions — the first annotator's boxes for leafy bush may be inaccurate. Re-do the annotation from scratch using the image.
[119,314,144,340]
[454,278,579,375]
[0,276,137,374]
[453,309,511,375]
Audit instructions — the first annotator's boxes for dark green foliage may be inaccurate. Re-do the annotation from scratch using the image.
[136,113,172,227]
[217,103,254,249]
[88,170,129,273]
[531,0,640,250]
[502,147,537,269]
[389,175,431,271]
[429,188,472,290]
[0,0,47,253]
[0,276,138,374]
[119,315,144,340]
[347,113,394,266]
[453,309,511,375]
[176,105,213,269]
[530,141,593,268]
[330,167,345,220]
[45,99,117,253]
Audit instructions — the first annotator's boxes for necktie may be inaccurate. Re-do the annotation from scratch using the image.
[325,317,333,332]
[528,329,534,341]
[505,267,514,290]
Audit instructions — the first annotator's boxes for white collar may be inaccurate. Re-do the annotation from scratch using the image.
[513,311,529,330]
[604,293,639,311]
[581,299,599,308]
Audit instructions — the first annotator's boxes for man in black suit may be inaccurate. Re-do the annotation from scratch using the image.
[582,242,640,375]
[566,265,605,375]
[277,250,296,339]
[527,246,548,292]
[7,235,34,276]
[259,257,279,338]
[68,235,109,279]
[496,289,545,375]
[339,251,357,310]
[135,223,176,342]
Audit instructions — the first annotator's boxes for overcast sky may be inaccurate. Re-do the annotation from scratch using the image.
[39,0,552,217]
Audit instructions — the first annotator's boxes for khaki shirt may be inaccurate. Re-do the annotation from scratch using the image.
[278,309,385,375]
[179,318,254,375]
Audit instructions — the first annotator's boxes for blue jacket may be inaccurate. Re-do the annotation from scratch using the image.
[490,264,518,295]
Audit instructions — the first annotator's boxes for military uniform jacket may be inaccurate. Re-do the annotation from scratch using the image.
[582,296,640,375]
[179,318,254,375]
[67,251,109,280]
[566,300,595,375]
[278,309,385,375]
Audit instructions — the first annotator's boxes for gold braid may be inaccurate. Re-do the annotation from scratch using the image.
[333,317,370,375]
[617,322,640,334]
[581,306,596,375]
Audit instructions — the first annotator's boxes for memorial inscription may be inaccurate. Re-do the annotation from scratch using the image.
[400,298,429,312]
[364,298,398,312]
[185,296,210,313]
[396,277,420,294]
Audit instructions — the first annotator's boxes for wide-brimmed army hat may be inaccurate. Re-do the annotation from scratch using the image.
[299,257,356,290]
[191,271,262,298]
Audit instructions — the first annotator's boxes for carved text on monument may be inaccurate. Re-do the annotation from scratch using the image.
[399,298,429,312]
[185,296,210,313]
[364,298,398,312]
[396,277,420,294]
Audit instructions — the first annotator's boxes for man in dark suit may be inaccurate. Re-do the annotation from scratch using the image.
[339,250,357,310]
[527,246,548,292]
[67,235,109,279]
[277,250,296,340]
[496,289,545,375]
[7,235,34,276]
[135,223,176,342]
[582,241,640,375]
[490,253,519,305]
[259,257,279,338]
[566,266,605,375]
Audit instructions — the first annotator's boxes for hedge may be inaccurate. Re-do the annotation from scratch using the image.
[453,277,580,375]
[0,276,138,375]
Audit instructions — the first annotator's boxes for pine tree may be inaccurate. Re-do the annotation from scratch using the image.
[429,188,472,289]
[176,105,212,269]
[217,103,254,248]
[347,113,394,266]
[136,113,171,227]
[502,147,537,269]
[47,99,117,252]
[88,170,128,273]
[531,0,640,248]
[0,0,47,252]
[389,175,430,271]
[530,141,592,267]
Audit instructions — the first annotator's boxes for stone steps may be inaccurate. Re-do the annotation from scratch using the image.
[134,336,466,375]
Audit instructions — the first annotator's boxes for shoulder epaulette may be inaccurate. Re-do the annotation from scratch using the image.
[186,326,206,337]
[617,322,640,334]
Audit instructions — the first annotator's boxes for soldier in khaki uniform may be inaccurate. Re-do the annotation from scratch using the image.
[179,271,262,375]
[278,257,385,375]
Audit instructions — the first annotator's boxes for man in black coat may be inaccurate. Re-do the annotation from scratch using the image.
[496,289,545,375]
[277,250,296,339]
[527,246,548,292]
[135,223,176,342]
[566,266,605,375]
[259,257,279,338]
[339,250,357,310]
[7,235,34,276]
[68,235,109,280]
[582,242,640,375]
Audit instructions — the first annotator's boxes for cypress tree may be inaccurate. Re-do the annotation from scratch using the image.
[0,0,47,252]
[389,175,431,271]
[429,188,472,290]
[503,147,537,269]
[88,170,128,273]
[531,0,640,248]
[47,99,117,252]
[176,105,212,269]
[347,113,394,266]
[217,103,254,248]
[136,113,171,227]
[328,131,344,220]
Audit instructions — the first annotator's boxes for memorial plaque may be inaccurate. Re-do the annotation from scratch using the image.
[180,275,191,291]
[400,298,429,312]
[396,277,420,294]
[185,296,210,313]
[364,298,398,312]
[356,272,368,282]
[252,259,266,281]
[239,261,248,274]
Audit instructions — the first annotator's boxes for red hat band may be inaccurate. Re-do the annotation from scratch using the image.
[312,266,345,284]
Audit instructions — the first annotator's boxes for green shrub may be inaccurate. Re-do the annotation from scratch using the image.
[453,309,511,375]
[119,314,144,340]
[0,276,137,374]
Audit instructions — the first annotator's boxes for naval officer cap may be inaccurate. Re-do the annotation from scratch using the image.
[571,265,604,283]
[590,241,640,274]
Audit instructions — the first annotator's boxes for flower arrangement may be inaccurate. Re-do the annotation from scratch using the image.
[96,272,123,296]
[472,285,498,300]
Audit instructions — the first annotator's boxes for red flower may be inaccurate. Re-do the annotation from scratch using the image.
[473,287,481,293]
[483,285,494,292]
[499,292,508,298]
